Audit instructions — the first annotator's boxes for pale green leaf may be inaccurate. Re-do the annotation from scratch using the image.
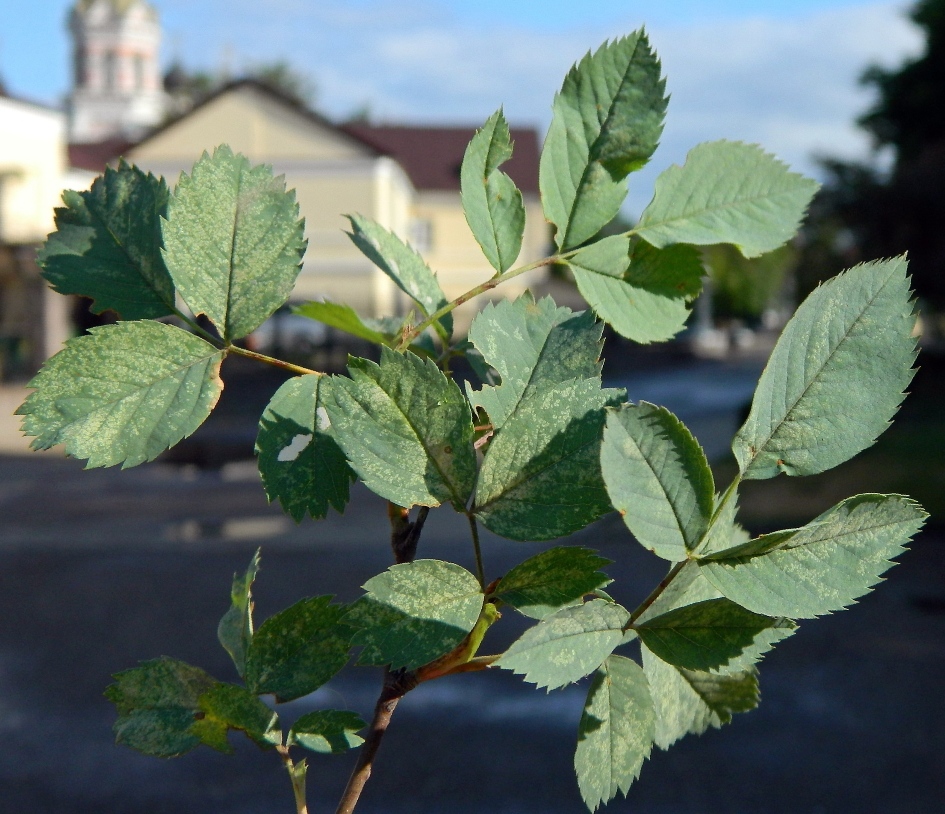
[217,549,260,679]
[194,683,281,753]
[17,321,224,468]
[635,141,819,258]
[245,596,351,702]
[293,300,390,345]
[574,655,654,812]
[474,379,624,540]
[641,645,758,750]
[326,348,476,509]
[602,402,715,561]
[692,482,744,558]
[289,710,366,754]
[634,561,722,626]
[105,657,217,758]
[497,599,630,690]
[346,214,452,337]
[256,375,355,521]
[461,108,526,273]
[38,162,175,320]
[732,257,917,478]
[162,145,307,340]
[541,31,668,250]
[635,598,794,673]
[701,494,927,618]
[569,237,704,343]
[346,560,483,670]
[466,293,603,429]
[493,547,613,619]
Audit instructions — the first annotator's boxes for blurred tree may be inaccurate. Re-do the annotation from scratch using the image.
[703,243,795,325]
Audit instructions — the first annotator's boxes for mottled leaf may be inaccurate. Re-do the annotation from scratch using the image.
[17,321,224,468]
[326,348,476,509]
[289,710,367,754]
[494,547,612,619]
[162,145,307,340]
[602,402,715,561]
[497,599,630,690]
[732,257,917,479]
[466,294,603,429]
[217,549,260,679]
[574,655,655,812]
[347,560,484,670]
[38,162,175,319]
[194,683,281,753]
[461,108,526,273]
[474,379,624,540]
[256,374,355,521]
[541,31,668,250]
[245,596,351,702]
[701,494,927,618]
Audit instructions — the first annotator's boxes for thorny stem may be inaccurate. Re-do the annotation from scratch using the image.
[466,513,486,589]
[227,344,320,376]
[277,746,309,814]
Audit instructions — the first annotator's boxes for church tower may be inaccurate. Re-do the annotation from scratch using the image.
[67,0,168,143]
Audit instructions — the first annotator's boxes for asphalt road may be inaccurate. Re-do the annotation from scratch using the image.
[1,450,944,814]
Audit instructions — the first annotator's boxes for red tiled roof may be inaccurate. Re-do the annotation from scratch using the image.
[342,123,540,194]
[68,138,135,172]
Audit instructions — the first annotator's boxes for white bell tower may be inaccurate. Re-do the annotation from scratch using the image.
[67,0,168,143]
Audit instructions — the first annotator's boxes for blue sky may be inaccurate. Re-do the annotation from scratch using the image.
[1,1,922,214]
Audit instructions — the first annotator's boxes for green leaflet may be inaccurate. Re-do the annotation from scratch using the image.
[497,599,630,690]
[217,549,260,679]
[634,560,722,626]
[700,494,927,618]
[294,300,391,345]
[569,237,704,343]
[194,683,281,753]
[256,375,355,521]
[635,598,795,673]
[493,547,613,620]
[17,321,224,468]
[466,293,603,429]
[326,348,476,509]
[641,645,758,750]
[541,30,668,250]
[461,108,526,273]
[733,257,917,479]
[162,145,307,341]
[38,162,176,320]
[692,482,744,558]
[601,402,715,562]
[345,214,452,338]
[289,710,367,754]
[106,658,217,758]
[635,141,820,258]
[244,596,351,702]
[474,379,624,541]
[574,655,655,812]
[346,560,484,671]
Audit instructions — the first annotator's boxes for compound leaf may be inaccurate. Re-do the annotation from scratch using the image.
[701,494,927,618]
[17,321,224,468]
[497,599,630,690]
[569,237,704,343]
[574,655,655,812]
[194,683,281,753]
[326,348,476,509]
[641,645,758,749]
[494,547,613,619]
[635,141,819,258]
[466,293,603,429]
[346,560,483,671]
[256,374,355,521]
[461,108,526,272]
[635,598,794,673]
[162,145,307,340]
[217,549,260,679]
[38,162,175,320]
[346,214,452,338]
[289,710,366,754]
[601,402,715,561]
[541,30,668,250]
[245,596,351,702]
[732,257,917,479]
[474,379,624,541]
[106,657,217,758]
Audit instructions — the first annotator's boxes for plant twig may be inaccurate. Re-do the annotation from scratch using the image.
[228,344,320,376]
[625,560,687,629]
[277,745,309,814]
[466,513,486,589]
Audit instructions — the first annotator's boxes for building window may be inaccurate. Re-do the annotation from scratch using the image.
[134,54,146,90]
[104,51,117,91]
[74,48,88,88]
[408,218,433,253]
